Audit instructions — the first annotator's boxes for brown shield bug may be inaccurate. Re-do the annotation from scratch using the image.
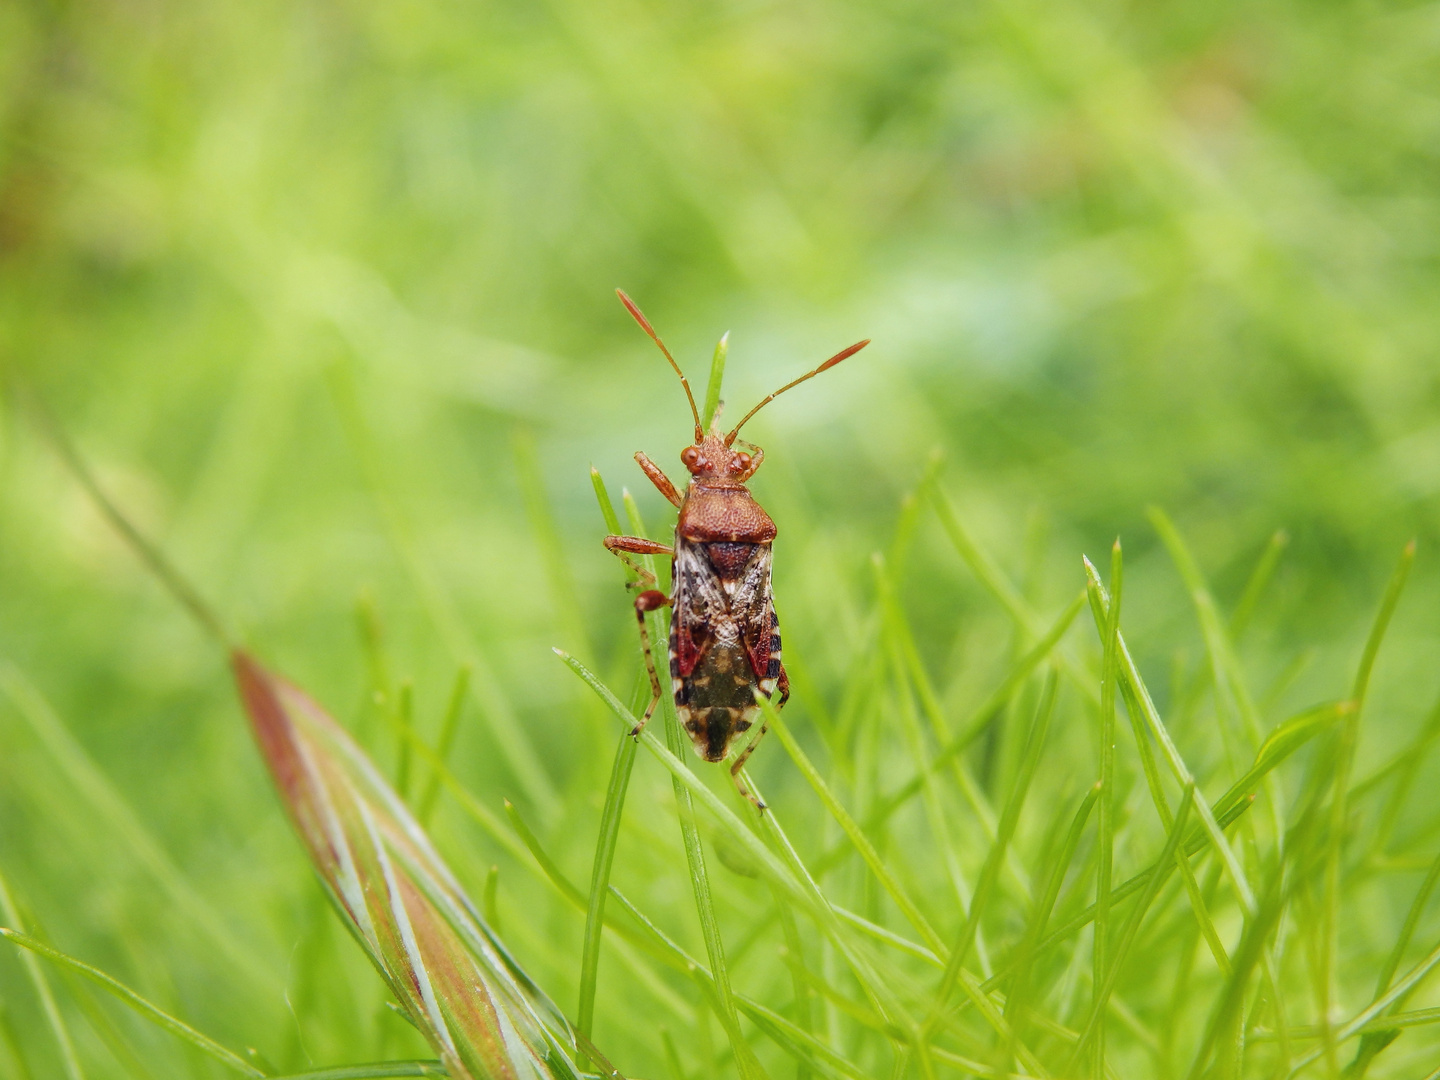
[603,289,870,807]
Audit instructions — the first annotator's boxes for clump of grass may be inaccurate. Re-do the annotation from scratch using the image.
[3,347,1439,1080]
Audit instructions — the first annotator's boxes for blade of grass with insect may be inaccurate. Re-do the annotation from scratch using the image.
[702,333,729,431]
[0,929,263,1078]
[562,653,911,1033]
[608,480,768,1080]
[575,469,649,1065]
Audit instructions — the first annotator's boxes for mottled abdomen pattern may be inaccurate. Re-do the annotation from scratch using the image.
[669,538,784,762]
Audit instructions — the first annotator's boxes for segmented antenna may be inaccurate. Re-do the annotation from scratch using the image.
[725,338,871,445]
[616,289,703,442]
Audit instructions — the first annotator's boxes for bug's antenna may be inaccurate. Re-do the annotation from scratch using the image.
[725,338,871,445]
[616,289,703,442]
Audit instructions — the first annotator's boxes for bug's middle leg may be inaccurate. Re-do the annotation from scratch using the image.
[630,589,672,737]
[603,535,673,590]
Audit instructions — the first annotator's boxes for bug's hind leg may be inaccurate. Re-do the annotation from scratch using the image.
[730,729,770,811]
[731,666,788,811]
[630,589,672,738]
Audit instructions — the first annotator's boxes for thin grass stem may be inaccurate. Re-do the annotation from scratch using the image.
[0,929,263,1077]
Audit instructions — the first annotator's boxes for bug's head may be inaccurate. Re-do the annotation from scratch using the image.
[680,428,756,481]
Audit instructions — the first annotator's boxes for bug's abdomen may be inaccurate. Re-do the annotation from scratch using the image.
[677,641,757,761]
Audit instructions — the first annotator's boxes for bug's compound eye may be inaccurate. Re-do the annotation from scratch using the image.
[681,446,702,471]
[733,452,752,473]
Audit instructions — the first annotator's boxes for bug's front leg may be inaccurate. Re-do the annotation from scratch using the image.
[630,589,672,737]
[731,666,789,811]
[635,452,683,508]
[603,535,674,590]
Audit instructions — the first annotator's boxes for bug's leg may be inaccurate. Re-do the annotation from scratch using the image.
[731,664,786,811]
[603,535,673,589]
[730,724,770,811]
[630,589,672,737]
[635,452,683,508]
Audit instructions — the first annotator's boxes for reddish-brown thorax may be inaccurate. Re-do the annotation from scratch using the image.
[675,429,777,544]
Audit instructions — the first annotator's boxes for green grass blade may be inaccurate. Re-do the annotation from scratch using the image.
[1367,688,1440,846]
[1066,785,1195,1072]
[1091,541,1123,1078]
[559,646,912,1026]
[849,591,1084,853]
[1287,936,1440,1076]
[508,799,874,1080]
[1347,851,1440,1077]
[0,928,263,1077]
[513,426,591,656]
[1229,530,1289,640]
[1088,558,1233,976]
[933,670,1058,1007]
[1004,783,1099,1027]
[268,1065,447,1079]
[741,770,912,1029]
[416,665,472,824]
[702,332,729,431]
[658,676,767,1079]
[0,875,84,1080]
[766,709,945,958]
[995,695,1336,989]
[1082,562,1258,914]
[0,662,279,995]
[577,731,639,1056]
[775,896,815,1080]
[328,361,560,818]
[1322,540,1415,1058]
[590,467,626,540]
[931,487,1098,704]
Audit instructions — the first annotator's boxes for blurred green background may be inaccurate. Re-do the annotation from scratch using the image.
[2,0,1440,1076]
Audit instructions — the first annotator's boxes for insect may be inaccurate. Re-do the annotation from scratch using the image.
[603,289,870,808]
